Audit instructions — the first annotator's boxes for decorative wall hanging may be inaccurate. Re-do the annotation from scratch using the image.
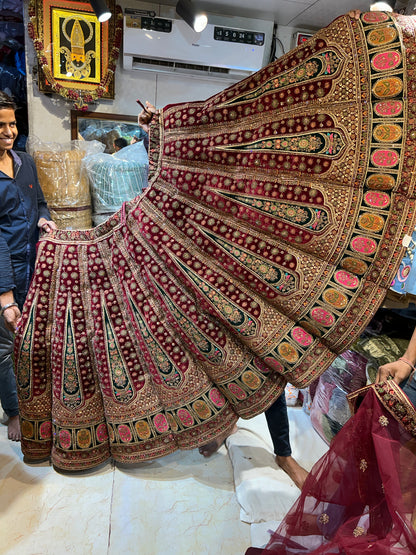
[28,0,123,111]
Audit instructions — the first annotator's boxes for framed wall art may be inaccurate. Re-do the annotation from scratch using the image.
[28,0,123,110]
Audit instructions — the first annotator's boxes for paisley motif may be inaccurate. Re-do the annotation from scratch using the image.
[264,357,284,373]
[209,388,226,407]
[372,77,403,98]
[167,414,179,432]
[135,420,151,439]
[351,236,377,255]
[373,100,403,117]
[96,423,109,442]
[334,270,360,290]
[291,327,313,347]
[39,421,52,440]
[177,408,194,427]
[358,213,385,233]
[373,124,402,143]
[371,51,401,72]
[278,342,299,363]
[153,413,169,433]
[371,149,399,168]
[59,429,72,449]
[310,307,335,327]
[21,419,34,438]
[367,27,398,47]
[228,383,248,400]
[322,288,349,310]
[241,371,262,390]
[362,12,390,23]
[77,428,92,448]
[364,191,391,209]
[366,173,395,190]
[341,257,368,276]
[192,400,212,419]
[117,424,132,443]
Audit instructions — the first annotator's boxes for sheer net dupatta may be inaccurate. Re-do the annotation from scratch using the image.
[248,381,416,554]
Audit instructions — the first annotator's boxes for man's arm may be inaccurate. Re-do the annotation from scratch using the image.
[0,231,20,332]
[28,155,57,232]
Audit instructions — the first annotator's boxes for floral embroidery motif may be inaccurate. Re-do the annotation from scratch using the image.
[319,513,330,524]
[360,459,368,472]
[353,526,366,537]
[379,415,389,427]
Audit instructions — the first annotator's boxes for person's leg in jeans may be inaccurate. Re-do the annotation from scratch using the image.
[402,371,416,407]
[265,392,308,489]
[0,314,20,440]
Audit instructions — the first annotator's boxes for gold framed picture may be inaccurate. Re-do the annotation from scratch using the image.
[29,0,122,108]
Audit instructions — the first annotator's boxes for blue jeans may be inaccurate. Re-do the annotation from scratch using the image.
[264,392,291,457]
[402,371,416,407]
[0,314,18,418]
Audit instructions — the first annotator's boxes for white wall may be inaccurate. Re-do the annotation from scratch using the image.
[24,0,313,144]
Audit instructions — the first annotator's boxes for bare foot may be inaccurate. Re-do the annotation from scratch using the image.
[7,415,21,441]
[198,423,238,457]
[276,455,308,489]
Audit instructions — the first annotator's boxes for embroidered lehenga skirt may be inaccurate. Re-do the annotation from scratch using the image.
[15,11,416,470]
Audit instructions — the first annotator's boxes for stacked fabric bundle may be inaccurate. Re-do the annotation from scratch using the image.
[309,350,368,444]
[34,149,92,229]
[82,141,149,225]
[30,138,104,230]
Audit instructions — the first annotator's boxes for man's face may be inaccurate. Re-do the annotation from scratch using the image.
[0,108,17,154]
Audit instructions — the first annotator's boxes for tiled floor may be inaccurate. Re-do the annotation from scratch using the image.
[0,418,251,555]
[0,404,329,555]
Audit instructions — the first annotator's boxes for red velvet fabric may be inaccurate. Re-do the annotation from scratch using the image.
[15,11,416,470]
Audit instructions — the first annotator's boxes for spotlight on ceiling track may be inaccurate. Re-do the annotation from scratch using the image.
[370,0,395,11]
[90,0,112,22]
[176,0,208,32]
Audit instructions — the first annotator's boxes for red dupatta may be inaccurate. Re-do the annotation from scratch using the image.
[246,381,416,554]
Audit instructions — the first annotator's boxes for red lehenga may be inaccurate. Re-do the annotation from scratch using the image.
[246,381,416,554]
[15,11,416,470]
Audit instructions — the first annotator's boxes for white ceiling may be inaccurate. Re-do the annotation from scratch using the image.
[159,0,412,30]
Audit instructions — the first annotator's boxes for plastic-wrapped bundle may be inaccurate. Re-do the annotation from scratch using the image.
[28,138,105,230]
[309,350,367,445]
[82,141,149,226]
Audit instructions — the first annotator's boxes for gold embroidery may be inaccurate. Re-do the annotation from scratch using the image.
[319,513,330,524]
[360,459,368,472]
[353,526,366,537]
[379,415,389,427]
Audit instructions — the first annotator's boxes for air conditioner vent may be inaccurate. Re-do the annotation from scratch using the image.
[132,56,230,76]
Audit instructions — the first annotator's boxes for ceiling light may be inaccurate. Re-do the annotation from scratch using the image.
[370,1,395,11]
[90,0,112,22]
[176,0,208,32]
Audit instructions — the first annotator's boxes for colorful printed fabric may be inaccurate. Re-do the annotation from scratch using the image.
[390,225,416,295]
[15,12,416,470]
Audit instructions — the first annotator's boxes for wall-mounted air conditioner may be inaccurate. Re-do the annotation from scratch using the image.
[123,8,274,79]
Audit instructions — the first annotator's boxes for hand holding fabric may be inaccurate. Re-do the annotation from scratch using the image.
[38,218,57,233]
[3,304,21,333]
[137,101,158,133]
[377,359,412,384]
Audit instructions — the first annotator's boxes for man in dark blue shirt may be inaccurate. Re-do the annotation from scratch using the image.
[0,91,56,441]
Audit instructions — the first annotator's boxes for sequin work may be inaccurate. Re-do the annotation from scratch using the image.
[15,12,416,470]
